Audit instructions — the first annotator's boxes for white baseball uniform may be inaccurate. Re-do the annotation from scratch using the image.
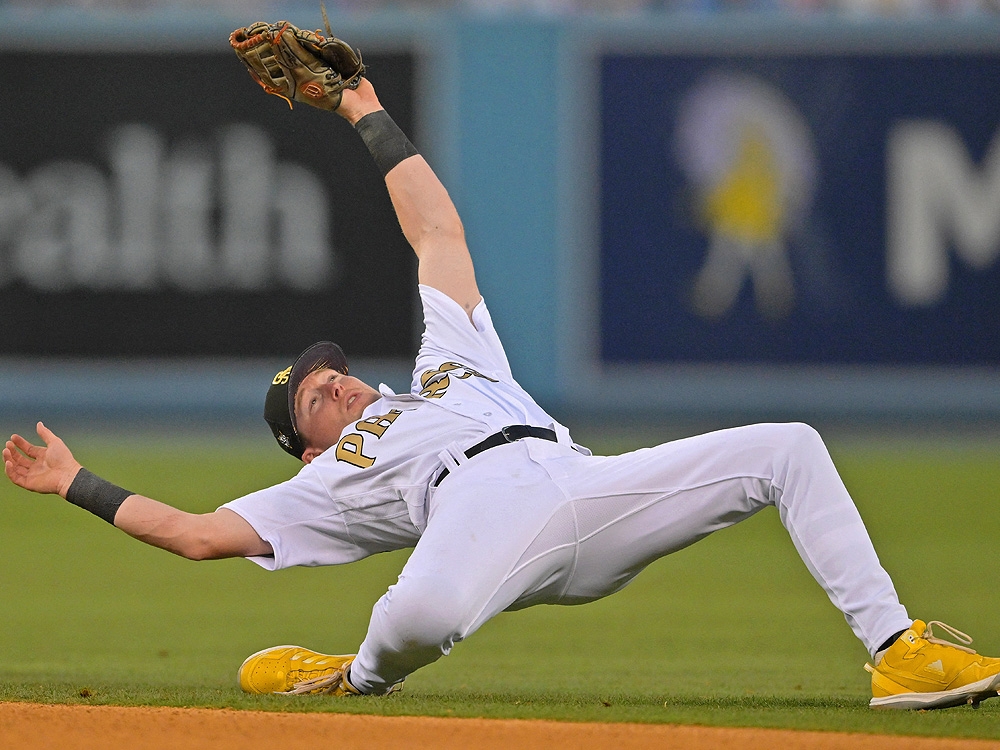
[223,284,911,694]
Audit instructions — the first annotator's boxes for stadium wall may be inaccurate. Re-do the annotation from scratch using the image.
[1,8,999,424]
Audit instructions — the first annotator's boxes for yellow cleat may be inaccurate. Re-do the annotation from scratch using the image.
[865,620,1000,709]
[238,645,361,696]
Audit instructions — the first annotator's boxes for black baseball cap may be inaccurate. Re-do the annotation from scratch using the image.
[264,341,349,459]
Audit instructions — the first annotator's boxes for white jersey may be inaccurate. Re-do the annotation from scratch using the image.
[221,285,576,570]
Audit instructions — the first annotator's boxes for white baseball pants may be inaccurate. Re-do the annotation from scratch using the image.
[349,422,911,694]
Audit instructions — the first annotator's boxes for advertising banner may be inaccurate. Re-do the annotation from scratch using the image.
[0,49,417,359]
[600,50,1000,366]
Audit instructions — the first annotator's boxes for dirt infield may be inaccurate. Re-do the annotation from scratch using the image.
[2,702,1000,750]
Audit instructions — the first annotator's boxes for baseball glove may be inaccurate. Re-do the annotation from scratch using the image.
[229,20,365,111]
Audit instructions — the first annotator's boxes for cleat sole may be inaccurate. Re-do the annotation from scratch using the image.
[869,674,1000,710]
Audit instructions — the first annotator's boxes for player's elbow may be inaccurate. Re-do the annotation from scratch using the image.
[178,538,221,561]
[178,533,245,561]
[162,517,241,561]
[175,511,270,561]
[155,530,217,561]
[414,221,465,256]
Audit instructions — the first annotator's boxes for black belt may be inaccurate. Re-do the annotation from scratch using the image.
[432,425,557,487]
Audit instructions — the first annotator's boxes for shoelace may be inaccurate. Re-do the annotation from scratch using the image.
[923,620,978,655]
[288,669,347,695]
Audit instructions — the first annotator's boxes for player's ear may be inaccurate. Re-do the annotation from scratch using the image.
[301,447,321,464]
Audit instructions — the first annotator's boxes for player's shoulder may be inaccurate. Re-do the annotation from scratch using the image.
[418,285,511,372]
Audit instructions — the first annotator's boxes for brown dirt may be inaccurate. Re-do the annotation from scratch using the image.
[2,702,1000,750]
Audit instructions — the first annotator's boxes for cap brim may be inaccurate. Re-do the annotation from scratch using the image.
[287,341,349,434]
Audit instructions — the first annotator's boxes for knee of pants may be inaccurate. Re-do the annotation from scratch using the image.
[746,422,824,461]
[760,422,838,502]
[770,422,825,457]
[373,575,479,655]
[734,422,827,495]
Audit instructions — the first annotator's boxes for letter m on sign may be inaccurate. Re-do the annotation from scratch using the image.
[887,121,1000,306]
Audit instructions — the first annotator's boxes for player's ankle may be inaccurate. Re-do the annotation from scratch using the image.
[874,629,907,663]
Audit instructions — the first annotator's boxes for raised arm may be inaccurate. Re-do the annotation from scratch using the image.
[336,80,481,318]
[3,423,271,560]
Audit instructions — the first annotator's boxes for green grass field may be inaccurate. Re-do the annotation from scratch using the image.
[2,422,999,739]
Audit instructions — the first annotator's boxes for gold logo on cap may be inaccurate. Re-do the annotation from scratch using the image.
[272,366,292,386]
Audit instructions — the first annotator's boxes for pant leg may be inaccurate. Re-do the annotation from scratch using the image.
[545,422,911,656]
[349,442,576,694]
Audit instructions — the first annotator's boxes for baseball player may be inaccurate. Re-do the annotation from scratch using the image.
[4,22,1000,711]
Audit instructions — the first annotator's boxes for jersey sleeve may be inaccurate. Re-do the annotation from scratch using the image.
[415,284,513,380]
[220,469,372,570]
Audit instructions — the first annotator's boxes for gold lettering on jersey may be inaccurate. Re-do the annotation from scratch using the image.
[272,366,292,386]
[336,434,376,468]
[335,409,407,469]
[418,361,498,399]
[419,374,451,399]
[355,409,403,438]
[455,365,497,382]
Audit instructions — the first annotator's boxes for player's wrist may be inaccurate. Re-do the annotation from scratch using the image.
[338,101,382,127]
[335,77,381,125]
[58,463,84,499]
[354,110,419,177]
[65,467,134,525]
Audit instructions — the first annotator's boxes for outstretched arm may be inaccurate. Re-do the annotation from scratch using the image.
[4,423,271,560]
[336,80,481,319]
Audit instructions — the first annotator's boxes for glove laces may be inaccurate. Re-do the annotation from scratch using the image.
[922,620,977,655]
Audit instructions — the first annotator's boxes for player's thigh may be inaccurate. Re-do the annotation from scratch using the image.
[561,422,811,502]
[563,475,768,602]
[393,443,572,633]
[557,424,808,601]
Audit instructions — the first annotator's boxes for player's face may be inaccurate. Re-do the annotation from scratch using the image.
[293,368,380,461]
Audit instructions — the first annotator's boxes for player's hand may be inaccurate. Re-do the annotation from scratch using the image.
[335,77,383,126]
[3,422,82,499]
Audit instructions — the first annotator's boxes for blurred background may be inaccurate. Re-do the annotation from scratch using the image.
[1,0,999,440]
[6,0,1000,16]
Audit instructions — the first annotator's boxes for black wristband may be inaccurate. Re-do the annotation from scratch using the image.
[354,110,419,177]
[65,468,133,525]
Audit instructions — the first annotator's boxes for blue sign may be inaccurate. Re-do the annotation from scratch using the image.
[600,52,1000,365]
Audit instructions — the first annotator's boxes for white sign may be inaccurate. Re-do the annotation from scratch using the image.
[887,121,1000,306]
[0,123,336,291]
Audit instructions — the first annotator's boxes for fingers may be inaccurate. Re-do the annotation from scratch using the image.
[36,421,56,444]
[3,442,29,484]
[4,438,30,465]
[8,432,40,458]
